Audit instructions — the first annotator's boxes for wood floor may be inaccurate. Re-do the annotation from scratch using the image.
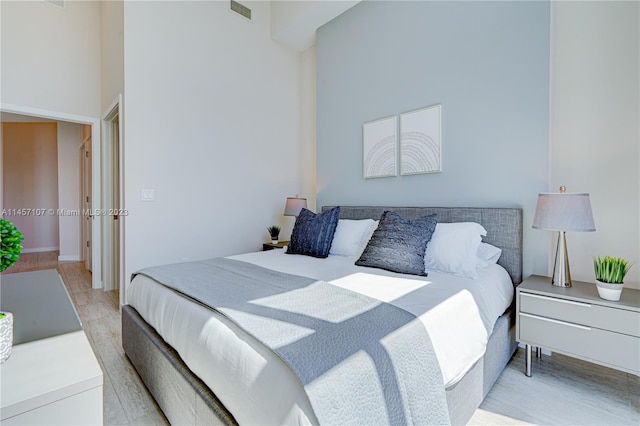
[4,252,168,425]
[4,252,639,425]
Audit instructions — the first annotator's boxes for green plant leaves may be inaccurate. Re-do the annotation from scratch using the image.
[593,255,632,284]
[267,225,281,237]
[1,218,24,272]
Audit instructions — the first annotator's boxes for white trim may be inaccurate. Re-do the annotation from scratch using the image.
[1,103,103,290]
[117,95,125,304]
[102,97,120,122]
[58,255,82,262]
[22,246,60,253]
[1,103,96,125]
[101,94,125,300]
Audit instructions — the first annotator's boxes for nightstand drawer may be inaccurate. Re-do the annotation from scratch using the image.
[519,312,640,374]
[520,292,640,337]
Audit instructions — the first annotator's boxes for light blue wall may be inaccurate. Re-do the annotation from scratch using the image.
[316,0,550,276]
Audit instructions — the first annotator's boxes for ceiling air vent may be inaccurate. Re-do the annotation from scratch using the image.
[230,0,251,20]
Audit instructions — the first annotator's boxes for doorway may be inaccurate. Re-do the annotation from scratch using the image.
[102,96,124,297]
[1,104,102,289]
[1,118,88,266]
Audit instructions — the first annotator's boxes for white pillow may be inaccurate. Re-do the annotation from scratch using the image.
[424,222,487,279]
[330,219,378,257]
[476,242,502,268]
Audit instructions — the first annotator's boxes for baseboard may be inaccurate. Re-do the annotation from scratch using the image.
[22,246,60,254]
[58,255,82,262]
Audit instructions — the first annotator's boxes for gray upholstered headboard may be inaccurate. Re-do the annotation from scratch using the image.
[322,206,523,285]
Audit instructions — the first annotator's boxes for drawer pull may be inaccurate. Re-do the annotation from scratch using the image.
[522,293,592,308]
[519,312,592,331]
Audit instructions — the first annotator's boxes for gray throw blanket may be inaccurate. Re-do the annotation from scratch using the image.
[134,258,450,425]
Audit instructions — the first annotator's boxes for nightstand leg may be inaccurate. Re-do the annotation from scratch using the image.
[536,347,542,358]
[525,344,532,377]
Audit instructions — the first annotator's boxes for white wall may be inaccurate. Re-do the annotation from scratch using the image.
[100,0,124,112]
[271,0,360,51]
[550,1,640,289]
[57,121,83,261]
[122,1,303,293]
[2,123,59,252]
[0,0,101,118]
[299,45,317,213]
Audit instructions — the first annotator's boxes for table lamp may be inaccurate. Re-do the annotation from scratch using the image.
[532,186,595,287]
[284,196,307,217]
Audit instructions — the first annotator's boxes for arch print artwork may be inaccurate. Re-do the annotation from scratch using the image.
[400,105,442,175]
[363,115,398,178]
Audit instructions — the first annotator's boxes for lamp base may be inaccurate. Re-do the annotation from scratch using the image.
[551,231,572,287]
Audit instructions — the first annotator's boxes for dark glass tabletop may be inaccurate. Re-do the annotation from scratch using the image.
[1,269,82,345]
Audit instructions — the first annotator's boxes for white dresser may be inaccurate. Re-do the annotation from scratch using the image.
[516,275,640,377]
[0,270,103,425]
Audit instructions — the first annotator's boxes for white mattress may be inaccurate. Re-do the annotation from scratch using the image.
[127,250,514,425]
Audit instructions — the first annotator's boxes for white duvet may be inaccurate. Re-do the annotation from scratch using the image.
[127,249,513,425]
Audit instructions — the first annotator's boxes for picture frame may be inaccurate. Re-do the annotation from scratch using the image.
[362,115,398,179]
[400,104,442,175]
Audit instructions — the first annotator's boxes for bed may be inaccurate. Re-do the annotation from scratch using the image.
[122,206,522,425]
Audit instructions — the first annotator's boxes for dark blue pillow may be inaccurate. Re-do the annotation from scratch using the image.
[356,211,437,276]
[286,207,341,258]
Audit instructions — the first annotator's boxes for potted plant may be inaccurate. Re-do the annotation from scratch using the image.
[1,218,23,273]
[593,255,632,301]
[267,225,281,244]
[0,312,13,364]
[1,218,23,363]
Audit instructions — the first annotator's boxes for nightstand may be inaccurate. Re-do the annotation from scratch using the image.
[262,241,289,251]
[516,275,640,377]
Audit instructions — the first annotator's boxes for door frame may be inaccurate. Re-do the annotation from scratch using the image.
[102,95,124,297]
[80,137,92,272]
[1,103,103,289]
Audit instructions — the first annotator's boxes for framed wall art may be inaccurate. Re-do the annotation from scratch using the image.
[362,115,398,179]
[400,105,442,175]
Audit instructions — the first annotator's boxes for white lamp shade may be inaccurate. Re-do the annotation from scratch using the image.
[284,197,307,216]
[532,192,596,232]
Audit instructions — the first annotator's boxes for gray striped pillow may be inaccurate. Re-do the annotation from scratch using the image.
[356,211,437,276]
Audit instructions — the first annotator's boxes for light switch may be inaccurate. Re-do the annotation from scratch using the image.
[141,189,155,201]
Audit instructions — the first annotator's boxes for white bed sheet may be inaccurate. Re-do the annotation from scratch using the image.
[127,250,513,425]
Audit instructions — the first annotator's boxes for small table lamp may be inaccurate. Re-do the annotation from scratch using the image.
[532,186,596,287]
[284,196,307,217]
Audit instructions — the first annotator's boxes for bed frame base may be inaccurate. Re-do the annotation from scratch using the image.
[122,305,237,425]
[122,304,516,426]
[446,310,517,424]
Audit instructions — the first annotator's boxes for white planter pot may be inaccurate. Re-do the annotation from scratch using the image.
[595,280,624,302]
[271,239,279,244]
[0,311,13,363]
